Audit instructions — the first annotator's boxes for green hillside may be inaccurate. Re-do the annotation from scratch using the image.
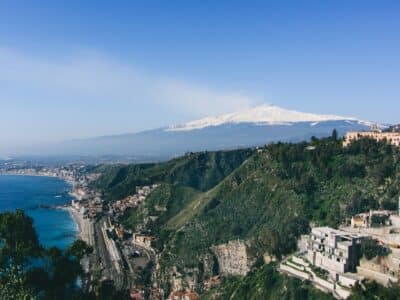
[93,149,253,201]
[201,264,334,300]
[94,134,400,298]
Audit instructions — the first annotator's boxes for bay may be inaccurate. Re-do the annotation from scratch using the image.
[0,175,78,249]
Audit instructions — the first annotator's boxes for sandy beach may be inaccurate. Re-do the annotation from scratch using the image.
[64,206,94,246]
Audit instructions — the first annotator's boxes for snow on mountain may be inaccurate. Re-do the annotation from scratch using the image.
[27,104,379,158]
[166,104,369,132]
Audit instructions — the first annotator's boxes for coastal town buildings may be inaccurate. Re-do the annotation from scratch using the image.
[109,184,159,217]
[0,162,162,295]
[133,234,154,248]
[71,185,104,220]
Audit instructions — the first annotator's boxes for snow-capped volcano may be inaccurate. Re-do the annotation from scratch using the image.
[35,104,375,159]
[167,104,369,132]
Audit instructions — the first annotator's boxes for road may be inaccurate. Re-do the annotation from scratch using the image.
[131,241,157,263]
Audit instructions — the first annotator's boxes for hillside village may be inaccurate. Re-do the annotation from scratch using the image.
[69,183,162,299]
[280,199,400,299]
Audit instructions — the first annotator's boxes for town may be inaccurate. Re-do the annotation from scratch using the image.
[68,180,162,299]
[0,162,160,298]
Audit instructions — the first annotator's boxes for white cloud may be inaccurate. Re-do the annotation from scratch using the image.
[0,47,256,116]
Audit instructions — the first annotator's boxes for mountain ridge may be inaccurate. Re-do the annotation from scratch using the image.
[22,105,381,158]
[166,104,371,131]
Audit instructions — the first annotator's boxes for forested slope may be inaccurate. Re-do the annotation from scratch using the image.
[94,134,400,298]
[93,149,253,201]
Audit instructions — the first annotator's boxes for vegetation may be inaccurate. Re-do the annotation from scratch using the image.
[349,281,400,300]
[93,149,253,201]
[0,210,129,299]
[201,264,334,300]
[360,239,391,260]
[68,239,93,259]
[120,183,200,235]
[370,214,390,227]
[0,210,89,299]
[94,133,400,298]
[9,133,400,298]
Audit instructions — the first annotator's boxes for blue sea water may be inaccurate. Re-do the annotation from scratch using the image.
[0,175,78,249]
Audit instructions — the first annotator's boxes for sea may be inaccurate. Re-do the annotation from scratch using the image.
[0,175,78,249]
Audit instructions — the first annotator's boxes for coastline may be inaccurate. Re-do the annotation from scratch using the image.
[63,206,92,245]
[0,174,83,243]
[0,174,81,249]
[0,173,93,246]
[0,173,76,186]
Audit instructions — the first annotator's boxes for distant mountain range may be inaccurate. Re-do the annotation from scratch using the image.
[37,105,377,160]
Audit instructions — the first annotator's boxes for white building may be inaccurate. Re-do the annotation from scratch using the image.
[307,227,365,274]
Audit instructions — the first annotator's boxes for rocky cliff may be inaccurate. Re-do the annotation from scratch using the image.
[211,240,251,276]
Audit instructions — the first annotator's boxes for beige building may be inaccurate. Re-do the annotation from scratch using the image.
[351,210,391,229]
[343,131,400,147]
[133,234,154,247]
[307,227,365,274]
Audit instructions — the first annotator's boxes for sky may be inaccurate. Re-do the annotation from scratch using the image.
[0,0,399,151]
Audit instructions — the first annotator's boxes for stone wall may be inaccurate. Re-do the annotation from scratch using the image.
[357,259,399,287]
[211,240,250,276]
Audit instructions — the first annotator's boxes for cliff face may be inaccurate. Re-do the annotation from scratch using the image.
[211,240,251,276]
[155,240,251,295]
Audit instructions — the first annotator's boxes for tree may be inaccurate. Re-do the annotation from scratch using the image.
[332,129,338,141]
[0,210,87,299]
[0,210,41,299]
[0,209,41,267]
[68,239,93,260]
[361,239,391,260]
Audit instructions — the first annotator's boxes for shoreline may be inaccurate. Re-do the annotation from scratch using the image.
[1,173,92,246]
[0,174,83,250]
[0,173,84,243]
[63,206,92,245]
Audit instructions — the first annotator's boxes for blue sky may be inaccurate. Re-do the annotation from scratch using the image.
[0,1,399,150]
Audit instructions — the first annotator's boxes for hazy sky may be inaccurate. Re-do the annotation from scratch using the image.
[1,1,399,151]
